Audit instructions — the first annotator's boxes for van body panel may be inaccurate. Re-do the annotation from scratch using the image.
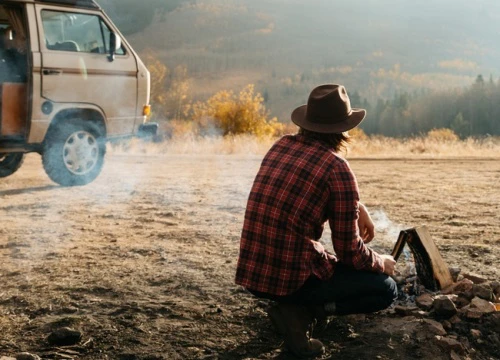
[35,3,138,136]
[28,102,106,143]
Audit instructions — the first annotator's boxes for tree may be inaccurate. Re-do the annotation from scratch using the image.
[191,85,282,137]
[450,112,469,138]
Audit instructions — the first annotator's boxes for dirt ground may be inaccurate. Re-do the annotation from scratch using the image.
[0,153,499,360]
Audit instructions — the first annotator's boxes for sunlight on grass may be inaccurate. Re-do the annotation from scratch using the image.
[109,133,500,158]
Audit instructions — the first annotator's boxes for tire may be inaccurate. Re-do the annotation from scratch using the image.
[42,119,106,186]
[0,153,25,178]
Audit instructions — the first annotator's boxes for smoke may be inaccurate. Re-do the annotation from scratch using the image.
[371,209,416,276]
[370,209,406,248]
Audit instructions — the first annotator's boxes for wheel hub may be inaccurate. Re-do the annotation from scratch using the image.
[63,131,99,175]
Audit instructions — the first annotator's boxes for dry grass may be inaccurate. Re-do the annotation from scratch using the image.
[109,133,500,158]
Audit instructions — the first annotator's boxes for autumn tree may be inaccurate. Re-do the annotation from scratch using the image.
[191,85,282,137]
[140,50,191,121]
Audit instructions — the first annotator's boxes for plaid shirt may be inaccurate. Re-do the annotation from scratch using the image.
[235,134,384,296]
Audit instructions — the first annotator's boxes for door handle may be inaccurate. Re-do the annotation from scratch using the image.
[43,69,62,75]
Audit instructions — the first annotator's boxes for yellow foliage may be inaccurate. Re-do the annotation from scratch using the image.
[348,127,368,141]
[427,128,459,142]
[192,84,281,137]
[140,49,191,121]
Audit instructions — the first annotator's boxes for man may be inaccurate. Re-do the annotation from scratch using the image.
[235,84,398,358]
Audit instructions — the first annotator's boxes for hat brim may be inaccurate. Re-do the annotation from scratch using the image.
[291,105,366,134]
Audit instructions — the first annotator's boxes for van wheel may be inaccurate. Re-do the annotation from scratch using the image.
[42,120,106,186]
[0,153,25,178]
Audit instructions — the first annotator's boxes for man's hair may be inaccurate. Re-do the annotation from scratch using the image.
[298,127,351,153]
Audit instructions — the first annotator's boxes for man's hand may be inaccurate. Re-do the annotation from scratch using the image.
[358,203,375,243]
[380,254,396,276]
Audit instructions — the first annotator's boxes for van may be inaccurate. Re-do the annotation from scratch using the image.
[0,0,156,186]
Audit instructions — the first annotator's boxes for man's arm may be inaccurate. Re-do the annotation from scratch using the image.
[358,203,375,243]
[327,160,385,273]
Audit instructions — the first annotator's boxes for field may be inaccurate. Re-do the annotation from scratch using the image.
[0,139,499,359]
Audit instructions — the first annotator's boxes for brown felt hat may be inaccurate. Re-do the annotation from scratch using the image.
[291,84,366,133]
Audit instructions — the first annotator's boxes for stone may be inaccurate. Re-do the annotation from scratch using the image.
[472,284,494,301]
[465,309,483,320]
[453,295,471,309]
[462,273,488,284]
[451,279,474,294]
[0,357,16,360]
[433,295,458,318]
[410,309,429,318]
[442,320,452,331]
[394,305,419,316]
[15,354,40,360]
[488,333,500,347]
[470,329,481,339]
[491,281,500,296]
[450,350,461,360]
[448,267,461,282]
[470,297,496,314]
[449,315,462,325]
[416,293,434,310]
[422,319,447,336]
[434,336,465,354]
[46,327,82,346]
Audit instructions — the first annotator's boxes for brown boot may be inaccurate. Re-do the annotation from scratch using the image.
[267,303,325,358]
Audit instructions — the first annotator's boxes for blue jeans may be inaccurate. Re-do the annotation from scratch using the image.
[250,264,398,315]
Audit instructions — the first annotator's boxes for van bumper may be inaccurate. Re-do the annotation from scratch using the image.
[137,123,158,138]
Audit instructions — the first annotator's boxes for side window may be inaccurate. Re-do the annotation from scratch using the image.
[41,10,125,55]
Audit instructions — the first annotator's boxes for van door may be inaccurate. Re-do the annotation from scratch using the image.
[34,4,138,136]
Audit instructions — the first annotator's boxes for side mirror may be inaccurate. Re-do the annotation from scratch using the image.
[107,32,121,62]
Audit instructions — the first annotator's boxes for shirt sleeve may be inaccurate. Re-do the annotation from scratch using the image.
[327,159,384,273]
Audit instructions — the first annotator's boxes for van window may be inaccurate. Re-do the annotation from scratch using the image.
[41,10,125,55]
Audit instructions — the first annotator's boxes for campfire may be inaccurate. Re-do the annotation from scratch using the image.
[389,226,500,358]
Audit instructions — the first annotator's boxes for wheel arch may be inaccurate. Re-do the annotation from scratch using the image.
[44,107,107,144]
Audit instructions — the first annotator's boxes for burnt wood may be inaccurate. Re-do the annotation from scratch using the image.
[392,226,453,291]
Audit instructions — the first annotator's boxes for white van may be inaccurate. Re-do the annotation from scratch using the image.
[0,0,156,186]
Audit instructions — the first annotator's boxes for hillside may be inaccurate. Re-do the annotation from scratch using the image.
[117,0,500,120]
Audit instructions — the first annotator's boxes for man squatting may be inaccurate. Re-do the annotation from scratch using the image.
[235,84,398,358]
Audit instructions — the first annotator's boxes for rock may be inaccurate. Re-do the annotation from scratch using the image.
[470,297,496,314]
[410,309,429,318]
[449,315,461,325]
[453,295,471,309]
[416,293,434,310]
[450,350,461,360]
[0,357,16,360]
[15,354,40,360]
[394,305,419,316]
[472,284,494,301]
[465,309,484,320]
[491,281,500,296]
[448,267,461,282]
[470,329,481,339]
[462,273,488,284]
[489,313,500,332]
[434,336,465,354]
[422,319,447,336]
[451,279,474,294]
[488,333,500,347]
[442,320,452,331]
[47,327,82,346]
[433,295,458,318]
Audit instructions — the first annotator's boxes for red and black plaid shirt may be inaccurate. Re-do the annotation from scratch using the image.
[235,134,384,296]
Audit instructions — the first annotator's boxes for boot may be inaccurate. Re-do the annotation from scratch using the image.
[267,303,325,358]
